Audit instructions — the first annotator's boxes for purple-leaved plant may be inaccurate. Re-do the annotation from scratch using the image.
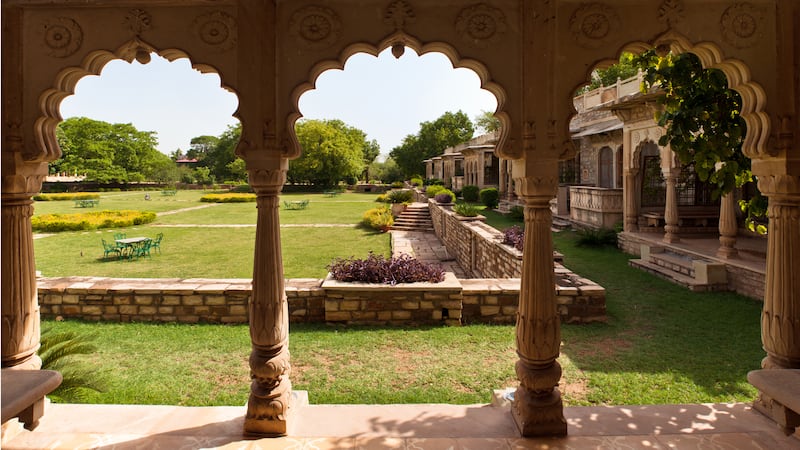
[328,252,445,285]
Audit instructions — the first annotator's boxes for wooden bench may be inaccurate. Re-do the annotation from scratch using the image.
[73,199,99,208]
[748,369,800,435]
[1,369,62,430]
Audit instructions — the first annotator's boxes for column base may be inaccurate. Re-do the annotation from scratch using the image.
[753,392,800,436]
[511,387,567,437]
[716,246,739,259]
[243,388,292,438]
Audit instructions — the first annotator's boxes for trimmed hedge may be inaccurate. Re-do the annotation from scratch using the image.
[31,210,157,232]
[361,206,393,231]
[200,193,257,203]
[461,185,480,202]
[479,188,500,209]
[34,193,100,201]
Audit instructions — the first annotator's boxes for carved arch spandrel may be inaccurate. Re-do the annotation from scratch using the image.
[32,41,239,164]
[285,33,509,161]
[567,31,771,166]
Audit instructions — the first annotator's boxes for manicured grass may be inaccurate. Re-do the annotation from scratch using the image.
[40,229,764,407]
[33,190,391,279]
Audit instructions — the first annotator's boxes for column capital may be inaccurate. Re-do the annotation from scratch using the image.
[757,174,800,199]
[1,159,47,200]
[245,155,288,194]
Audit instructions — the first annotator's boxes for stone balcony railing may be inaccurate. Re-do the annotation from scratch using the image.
[569,186,623,230]
[573,70,644,113]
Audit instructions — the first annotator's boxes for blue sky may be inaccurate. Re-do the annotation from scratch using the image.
[60,47,498,157]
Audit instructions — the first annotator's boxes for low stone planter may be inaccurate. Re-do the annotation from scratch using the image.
[390,203,407,218]
[320,272,463,326]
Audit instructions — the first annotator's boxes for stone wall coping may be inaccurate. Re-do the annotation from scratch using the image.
[320,272,462,292]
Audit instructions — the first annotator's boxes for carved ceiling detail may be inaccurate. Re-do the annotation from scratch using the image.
[720,2,764,49]
[384,0,415,31]
[657,0,684,27]
[289,5,342,51]
[455,4,507,49]
[40,17,83,57]
[193,11,237,51]
[125,9,152,35]
[569,3,619,49]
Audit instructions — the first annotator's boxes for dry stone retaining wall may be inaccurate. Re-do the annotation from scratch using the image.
[38,274,606,325]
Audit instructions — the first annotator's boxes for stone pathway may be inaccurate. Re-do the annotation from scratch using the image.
[391,230,466,278]
[156,203,219,216]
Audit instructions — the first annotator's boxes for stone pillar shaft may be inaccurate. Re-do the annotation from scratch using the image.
[663,171,680,243]
[1,196,41,369]
[717,192,739,259]
[512,175,567,437]
[760,184,800,369]
[244,165,292,437]
[623,169,639,232]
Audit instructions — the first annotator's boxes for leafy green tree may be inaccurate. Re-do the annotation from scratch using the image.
[54,117,172,183]
[290,119,366,188]
[390,110,474,177]
[474,110,500,133]
[633,50,765,232]
[204,124,242,183]
[368,157,404,183]
[187,135,219,161]
[581,52,640,93]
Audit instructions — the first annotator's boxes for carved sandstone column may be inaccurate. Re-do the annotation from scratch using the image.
[1,164,47,370]
[663,170,680,243]
[623,168,639,232]
[717,192,739,259]
[244,159,292,437]
[758,174,800,370]
[512,174,567,437]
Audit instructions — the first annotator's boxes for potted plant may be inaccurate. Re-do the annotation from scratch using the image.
[452,202,485,221]
[386,189,413,217]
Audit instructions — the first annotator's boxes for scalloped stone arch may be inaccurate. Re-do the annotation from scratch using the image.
[33,39,239,164]
[571,30,770,163]
[286,32,508,160]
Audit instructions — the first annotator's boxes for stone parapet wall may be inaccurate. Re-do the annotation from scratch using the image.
[427,198,523,278]
[38,274,606,325]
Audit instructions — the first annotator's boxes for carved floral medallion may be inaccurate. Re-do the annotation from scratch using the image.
[384,0,415,31]
[569,3,619,49]
[455,4,507,49]
[193,11,237,51]
[125,9,152,35]
[289,6,342,51]
[40,17,82,57]
[721,3,764,49]
[658,0,684,27]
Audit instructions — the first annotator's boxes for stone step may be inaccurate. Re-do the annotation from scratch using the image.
[392,205,433,232]
[648,250,696,278]
[629,259,728,292]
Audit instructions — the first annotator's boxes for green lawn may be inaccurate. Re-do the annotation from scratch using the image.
[33,190,391,279]
[41,229,764,408]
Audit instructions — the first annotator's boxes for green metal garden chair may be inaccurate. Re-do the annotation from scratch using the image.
[151,233,163,254]
[102,239,121,259]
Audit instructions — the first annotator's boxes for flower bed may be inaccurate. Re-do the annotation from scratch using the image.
[31,210,156,232]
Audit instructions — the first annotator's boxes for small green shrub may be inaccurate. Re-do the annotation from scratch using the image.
[479,188,500,209]
[31,210,156,232]
[361,206,394,231]
[34,193,100,201]
[386,189,413,204]
[40,326,106,402]
[425,178,444,186]
[425,185,446,198]
[461,185,480,202]
[576,227,618,247]
[375,194,389,203]
[434,189,456,204]
[390,181,405,188]
[509,205,524,221]
[453,202,480,217]
[200,193,257,203]
[410,177,423,187]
